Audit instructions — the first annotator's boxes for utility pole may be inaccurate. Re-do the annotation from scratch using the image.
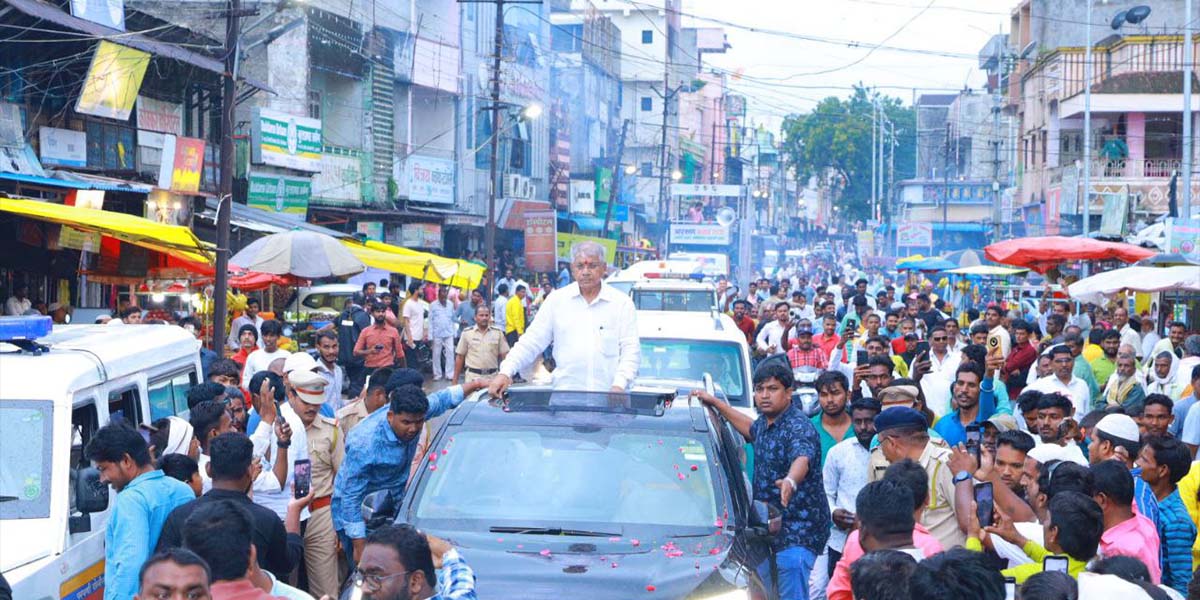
[485,0,504,292]
[942,121,951,253]
[871,99,878,224]
[212,0,241,353]
[1184,0,1194,216]
[603,119,630,236]
[1082,0,1094,276]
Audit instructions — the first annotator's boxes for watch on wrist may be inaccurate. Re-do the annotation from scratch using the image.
[953,470,972,484]
[276,440,291,449]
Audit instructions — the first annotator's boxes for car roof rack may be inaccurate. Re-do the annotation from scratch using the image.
[502,389,673,417]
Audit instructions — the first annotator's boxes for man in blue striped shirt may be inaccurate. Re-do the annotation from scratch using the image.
[1136,435,1196,596]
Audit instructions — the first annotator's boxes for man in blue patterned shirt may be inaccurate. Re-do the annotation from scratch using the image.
[1136,435,1196,595]
[695,361,830,600]
[333,377,490,563]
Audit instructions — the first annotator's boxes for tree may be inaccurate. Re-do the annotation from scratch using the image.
[782,85,915,224]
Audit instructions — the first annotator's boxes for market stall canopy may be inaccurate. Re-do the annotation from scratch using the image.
[896,257,957,272]
[1141,253,1200,267]
[231,230,364,279]
[941,249,986,268]
[0,196,212,264]
[340,239,486,290]
[984,236,1155,274]
[946,265,1029,276]
[1067,266,1200,305]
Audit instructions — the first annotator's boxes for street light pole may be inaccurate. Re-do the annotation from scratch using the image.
[484,0,505,293]
[1082,0,1094,275]
[1184,0,1194,215]
[212,0,241,352]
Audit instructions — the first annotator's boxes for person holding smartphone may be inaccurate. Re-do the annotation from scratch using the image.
[965,491,1104,583]
[354,301,405,376]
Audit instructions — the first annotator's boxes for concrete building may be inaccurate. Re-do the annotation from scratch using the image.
[1006,0,1199,235]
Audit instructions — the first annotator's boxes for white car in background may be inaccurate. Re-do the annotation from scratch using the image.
[635,311,753,417]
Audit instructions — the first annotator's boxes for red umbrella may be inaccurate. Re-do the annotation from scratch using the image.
[228,270,307,291]
[984,237,1156,274]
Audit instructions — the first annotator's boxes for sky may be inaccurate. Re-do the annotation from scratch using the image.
[680,0,1019,128]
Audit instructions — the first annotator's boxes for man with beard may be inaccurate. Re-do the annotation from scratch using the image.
[932,363,997,446]
[1100,352,1146,414]
[816,398,881,596]
[356,524,478,600]
[1140,394,1175,439]
[729,299,756,346]
[984,305,1011,359]
[757,301,797,357]
[993,430,1036,499]
[1003,320,1038,398]
[811,371,853,462]
[334,379,491,563]
[1111,306,1142,359]
[787,321,828,370]
[1089,330,1122,388]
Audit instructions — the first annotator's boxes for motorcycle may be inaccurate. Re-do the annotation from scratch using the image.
[792,365,821,417]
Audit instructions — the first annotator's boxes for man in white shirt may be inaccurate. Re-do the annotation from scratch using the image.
[4,283,31,316]
[312,330,346,413]
[226,298,265,351]
[489,241,639,394]
[250,369,324,523]
[756,301,797,356]
[241,319,292,384]
[1111,307,1142,359]
[1140,316,1162,362]
[428,286,457,381]
[983,305,1011,359]
[1027,345,1091,418]
[491,284,510,332]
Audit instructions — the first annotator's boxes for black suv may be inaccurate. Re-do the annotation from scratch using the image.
[395,387,779,599]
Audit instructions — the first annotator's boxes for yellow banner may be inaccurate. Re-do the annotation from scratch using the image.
[75,41,150,121]
[556,233,617,264]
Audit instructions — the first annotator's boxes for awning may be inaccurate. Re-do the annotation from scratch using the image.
[340,239,486,290]
[5,0,272,92]
[0,196,212,264]
[884,222,988,233]
[201,198,340,236]
[559,213,605,231]
[0,171,152,193]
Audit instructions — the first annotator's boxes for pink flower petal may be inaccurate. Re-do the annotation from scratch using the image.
[539,549,552,557]
[428,453,437,462]
[517,544,524,549]
[677,472,686,480]
[428,464,437,471]
[630,539,640,546]
[709,547,721,555]
[441,449,448,455]
[611,562,619,568]
[608,536,621,542]
[673,464,679,470]
[714,518,725,528]
[690,465,698,471]
[646,584,657,592]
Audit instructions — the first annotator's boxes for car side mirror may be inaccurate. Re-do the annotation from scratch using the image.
[750,500,782,537]
[75,467,109,514]
[361,490,394,523]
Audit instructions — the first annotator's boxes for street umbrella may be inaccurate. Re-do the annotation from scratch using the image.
[1067,265,1200,305]
[942,249,986,268]
[896,257,957,272]
[230,230,365,279]
[1141,253,1200,267]
[983,236,1155,274]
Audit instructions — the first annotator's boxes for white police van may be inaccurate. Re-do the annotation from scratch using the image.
[0,316,203,599]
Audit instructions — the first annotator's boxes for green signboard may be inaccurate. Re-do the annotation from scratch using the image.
[251,108,322,172]
[247,172,312,216]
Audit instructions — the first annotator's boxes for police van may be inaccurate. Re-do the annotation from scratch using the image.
[0,316,203,599]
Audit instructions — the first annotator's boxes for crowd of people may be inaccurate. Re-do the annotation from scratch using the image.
[698,257,1200,600]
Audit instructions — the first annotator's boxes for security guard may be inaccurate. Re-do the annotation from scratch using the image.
[866,406,964,550]
[336,368,392,438]
[453,303,509,384]
[289,369,345,597]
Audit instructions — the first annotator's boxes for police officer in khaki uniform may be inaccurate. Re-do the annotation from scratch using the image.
[453,304,509,383]
[336,367,392,439]
[287,369,346,597]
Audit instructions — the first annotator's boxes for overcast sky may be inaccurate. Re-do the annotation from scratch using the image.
[682,0,1019,127]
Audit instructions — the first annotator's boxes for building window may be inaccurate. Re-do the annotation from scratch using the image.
[641,162,653,177]
[307,90,321,120]
[642,30,653,44]
[641,97,653,112]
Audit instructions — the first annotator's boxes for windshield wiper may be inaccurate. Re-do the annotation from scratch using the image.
[0,496,19,503]
[489,526,621,538]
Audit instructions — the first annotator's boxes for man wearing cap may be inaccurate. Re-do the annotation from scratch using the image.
[453,304,509,384]
[786,321,827,370]
[286,368,345,598]
[868,407,965,549]
[1088,413,1161,530]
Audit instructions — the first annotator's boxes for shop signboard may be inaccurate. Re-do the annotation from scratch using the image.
[524,210,558,272]
[856,230,875,259]
[400,223,443,249]
[57,225,102,252]
[136,96,183,135]
[71,0,125,30]
[357,221,384,242]
[75,41,148,121]
[670,184,742,197]
[397,154,455,204]
[311,154,362,204]
[669,223,730,245]
[1165,218,1200,263]
[251,108,322,172]
[897,222,933,248]
[247,172,312,216]
[568,179,595,215]
[38,127,87,167]
[555,232,616,265]
[170,137,205,194]
[595,167,613,204]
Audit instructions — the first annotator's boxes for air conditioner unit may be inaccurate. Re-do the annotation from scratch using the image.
[505,174,533,200]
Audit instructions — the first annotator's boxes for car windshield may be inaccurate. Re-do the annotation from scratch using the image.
[413,428,721,533]
[632,290,715,312]
[639,339,746,405]
[0,401,53,519]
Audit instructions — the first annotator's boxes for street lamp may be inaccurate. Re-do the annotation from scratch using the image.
[624,164,638,176]
[521,102,543,121]
[671,169,683,181]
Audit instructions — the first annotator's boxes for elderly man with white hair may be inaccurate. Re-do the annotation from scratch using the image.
[488,241,640,394]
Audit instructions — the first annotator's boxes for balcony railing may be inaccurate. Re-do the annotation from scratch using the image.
[1034,35,1196,101]
[1090,158,1182,179]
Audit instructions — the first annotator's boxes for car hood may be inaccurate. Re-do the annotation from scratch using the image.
[444,530,740,599]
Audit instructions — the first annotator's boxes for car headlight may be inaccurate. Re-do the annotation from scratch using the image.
[699,590,750,600]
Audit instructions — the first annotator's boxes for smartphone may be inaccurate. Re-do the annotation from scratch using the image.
[292,459,312,499]
[974,481,994,528]
[914,340,930,356]
[856,349,869,364]
[1004,577,1016,600]
[965,424,982,464]
[374,343,384,350]
[1043,555,1070,573]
